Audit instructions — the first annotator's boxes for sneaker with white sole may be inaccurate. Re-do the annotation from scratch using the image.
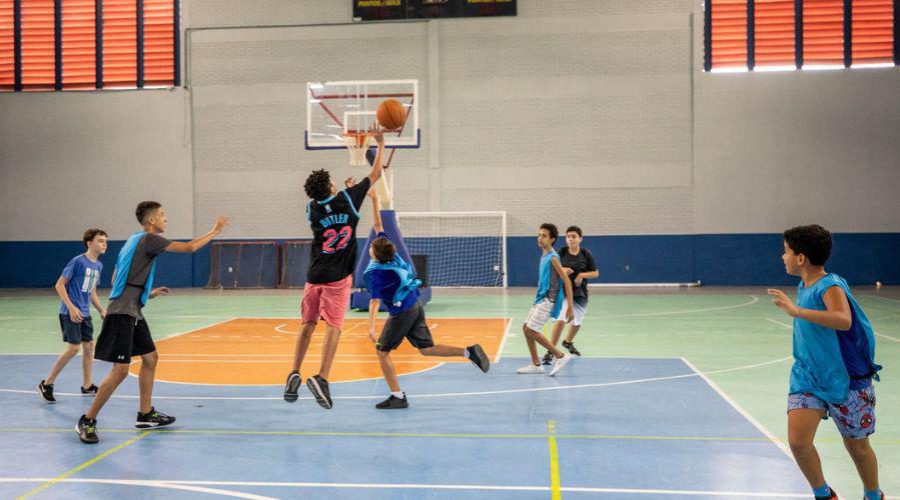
[283,371,301,403]
[549,352,574,377]
[516,364,544,374]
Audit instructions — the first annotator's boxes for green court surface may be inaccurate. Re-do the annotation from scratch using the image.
[1,286,897,497]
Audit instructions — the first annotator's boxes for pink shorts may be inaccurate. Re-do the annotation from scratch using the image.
[301,275,352,329]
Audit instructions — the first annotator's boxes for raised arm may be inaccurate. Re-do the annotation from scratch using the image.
[369,189,383,234]
[166,216,229,253]
[366,124,386,185]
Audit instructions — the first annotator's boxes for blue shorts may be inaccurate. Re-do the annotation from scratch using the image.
[59,314,94,345]
[788,383,876,439]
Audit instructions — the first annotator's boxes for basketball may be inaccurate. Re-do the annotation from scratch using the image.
[376,99,407,130]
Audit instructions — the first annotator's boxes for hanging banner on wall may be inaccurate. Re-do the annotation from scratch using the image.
[353,0,516,22]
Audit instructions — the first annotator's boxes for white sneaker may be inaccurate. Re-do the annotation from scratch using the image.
[549,352,574,377]
[516,364,545,374]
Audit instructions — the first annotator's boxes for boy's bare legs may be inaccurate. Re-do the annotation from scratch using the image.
[291,322,316,372]
[318,324,341,379]
[564,324,581,344]
[523,325,563,365]
[85,363,130,419]
[81,341,94,388]
[45,343,81,385]
[788,409,828,490]
[843,436,880,491]
[376,350,401,392]
[138,351,158,414]
[419,345,464,357]
[549,320,565,347]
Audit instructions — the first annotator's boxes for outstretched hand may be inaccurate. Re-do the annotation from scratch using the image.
[370,122,385,145]
[150,287,170,299]
[767,288,799,317]
[345,177,356,189]
[213,216,230,233]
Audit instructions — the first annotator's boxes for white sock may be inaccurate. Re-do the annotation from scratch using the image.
[463,347,471,359]
[391,391,405,399]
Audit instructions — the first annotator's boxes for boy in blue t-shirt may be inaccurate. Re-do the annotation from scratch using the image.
[768,225,884,500]
[38,229,108,403]
[364,190,490,409]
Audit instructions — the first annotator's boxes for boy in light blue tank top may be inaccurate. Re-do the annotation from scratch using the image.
[768,225,884,500]
[516,223,576,376]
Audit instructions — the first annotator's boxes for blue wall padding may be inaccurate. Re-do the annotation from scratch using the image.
[2,233,899,288]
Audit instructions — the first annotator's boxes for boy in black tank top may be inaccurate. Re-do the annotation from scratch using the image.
[283,125,386,409]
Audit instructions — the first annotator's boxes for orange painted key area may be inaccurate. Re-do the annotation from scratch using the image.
[130,318,509,385]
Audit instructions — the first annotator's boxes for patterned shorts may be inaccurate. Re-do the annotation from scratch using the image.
[787,383,876,439]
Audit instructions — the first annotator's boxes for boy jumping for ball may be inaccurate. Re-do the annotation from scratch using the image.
[768,224,884,500]
[364,189,490,409]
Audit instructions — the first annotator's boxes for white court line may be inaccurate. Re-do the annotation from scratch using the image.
[494,318,513,363]
[680,357,795,461]
[0,478,809,497]
[613,295,760,317]
[767,316,900,343]
[0,478,275,499]
[0,356,791,400]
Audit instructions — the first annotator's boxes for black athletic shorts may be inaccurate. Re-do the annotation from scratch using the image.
[94,314,156,364]
[59,314,94,344]
[376,302,435,352]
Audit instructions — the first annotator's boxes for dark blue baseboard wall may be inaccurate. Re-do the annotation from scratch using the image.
[2,233,898,288]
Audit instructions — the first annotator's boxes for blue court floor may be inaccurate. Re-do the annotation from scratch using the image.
[0,357,812,499]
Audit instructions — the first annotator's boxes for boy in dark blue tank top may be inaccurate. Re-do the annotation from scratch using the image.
[768,225,884,500]
[364,190,490,409]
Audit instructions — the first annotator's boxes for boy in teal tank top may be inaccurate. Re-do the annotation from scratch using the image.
[768,225,884,500]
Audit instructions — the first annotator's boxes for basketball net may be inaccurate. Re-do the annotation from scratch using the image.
[342,132,373,166]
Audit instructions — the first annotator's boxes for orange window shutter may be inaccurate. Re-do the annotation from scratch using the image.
[103,0,137,87]
[20,0,55,89]
[852,0,894,64]
[142,0,173,86]
[0,0,13,90]
[803,0,845,65]
[755,0,796,67]
[711,0,749,69]
[62,0,96,89]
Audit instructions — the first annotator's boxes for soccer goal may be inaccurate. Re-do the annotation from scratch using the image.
[395,211,507,288]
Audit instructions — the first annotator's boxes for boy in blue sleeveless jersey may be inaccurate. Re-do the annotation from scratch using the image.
[38,229,108,403]
[768,225,884,500]
[76,201,229,444]
[516,223,576,376]
[364,190,490,409]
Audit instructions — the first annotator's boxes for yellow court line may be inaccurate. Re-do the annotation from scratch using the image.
[547,420,562,500]
[16,431,151,499]
[4,427,894,445]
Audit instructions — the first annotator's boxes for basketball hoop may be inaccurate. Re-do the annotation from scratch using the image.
[342,132,373,166]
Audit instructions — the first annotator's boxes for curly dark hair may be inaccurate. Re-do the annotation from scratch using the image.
[783,224,832,266]
[540,223,559,243]
[304,169,332,201]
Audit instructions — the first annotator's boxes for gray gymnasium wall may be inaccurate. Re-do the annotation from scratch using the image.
[187,0,696,238]
[0,90,194,241]
[2,0,898,244]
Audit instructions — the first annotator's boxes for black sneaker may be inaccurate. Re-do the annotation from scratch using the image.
[467,344,490,373]
[375,394,409,409]
[38,380,56,404]
[75,415,98,444]
[562,340,581,356]
[306,375,333,409]
[541,351,554,366]
[81,384,98,396]
[135,407,176,429]
[283,371,301,403]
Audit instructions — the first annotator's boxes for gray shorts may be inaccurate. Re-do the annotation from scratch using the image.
[59,314,94,344]
[376,302,435,352]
